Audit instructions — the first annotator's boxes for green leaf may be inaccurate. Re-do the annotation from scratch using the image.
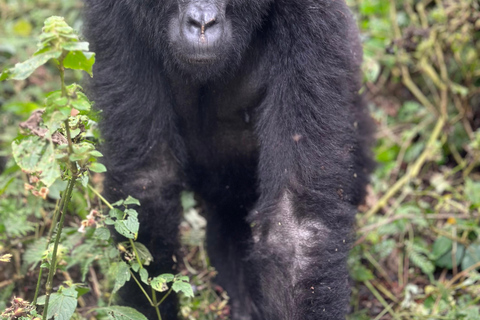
[172,281,194,298]
[435,244,465,269]
[2,50,61,80]
[132,242,153,266]
[97,306,147,320]
[114,221,135,239]
[432,236,452,259]
[112,199,125,207]
[140,268,149,284]
[461,242,480,270]
[409,250,434,275]
[90,162,107,173]
[124,215,140,235]
[131,262,140,272]
[63,51,95,76]
[176,275,189,282]
[11,136,61,187]
[70,91,91,111]
[151,275,170,292]
[89,150,104,158]
[112,261,131,293]
[465,179,480,207]
[160,274,175,282]
[109,208,124,220]
[124,196,141,206]
[43,287,78,320]
[62,42,90,52]
[350,264,374,281]
[94,227,111,241]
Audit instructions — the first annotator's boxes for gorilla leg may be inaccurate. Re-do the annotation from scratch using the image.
[104,146,184,320]
[204,200,257,320]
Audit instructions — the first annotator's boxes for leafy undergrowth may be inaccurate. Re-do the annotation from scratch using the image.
[0,0,479,320]
[348,0,480,319]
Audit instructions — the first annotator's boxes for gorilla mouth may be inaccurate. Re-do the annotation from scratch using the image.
[180,54,218,65]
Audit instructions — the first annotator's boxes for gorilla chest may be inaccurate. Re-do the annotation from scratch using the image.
[172,77,264,169]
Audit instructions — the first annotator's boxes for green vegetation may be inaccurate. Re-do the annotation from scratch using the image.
[0,0,479,319]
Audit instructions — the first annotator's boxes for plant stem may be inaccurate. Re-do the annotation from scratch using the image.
[129,239,143,269]
[88,184,113,210]
[32,198,64,305]
[152,288,162,320]
[42,176,77,320]
[58,52,67,98]
[156,286,173,307]
[129,270,154,306]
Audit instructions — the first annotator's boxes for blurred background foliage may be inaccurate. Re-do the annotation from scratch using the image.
[0,0,479,319]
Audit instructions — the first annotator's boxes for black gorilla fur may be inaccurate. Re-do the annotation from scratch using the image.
[84,0,374,319]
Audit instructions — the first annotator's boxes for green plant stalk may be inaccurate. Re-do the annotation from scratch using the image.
[32,199,63,305]
[88,184,113,210]
[58,52,68,98]
[152,288,162,320]
[156,286,174,308]
[42,175,77,320]
[129,270,154,306]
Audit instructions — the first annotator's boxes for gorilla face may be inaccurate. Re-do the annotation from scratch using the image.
[164,0,272,80]
[122,0,273,81]
[167,1,231,66]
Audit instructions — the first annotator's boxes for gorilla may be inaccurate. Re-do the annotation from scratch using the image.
[84,0,373,319]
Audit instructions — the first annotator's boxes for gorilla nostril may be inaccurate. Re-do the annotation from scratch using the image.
[183,4,222,39]
[204,18,216,29]
[187,17,203,29]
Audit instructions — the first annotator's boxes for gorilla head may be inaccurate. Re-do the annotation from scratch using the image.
[122,0,272,80]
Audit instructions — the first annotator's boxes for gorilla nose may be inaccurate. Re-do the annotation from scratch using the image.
[182,4,223,44]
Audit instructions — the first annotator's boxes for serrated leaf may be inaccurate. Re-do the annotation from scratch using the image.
[94,227,111,241]
[124,215,139,235]
[124,209,138,218]
[11,136,61,187]
[124,196,141,206]
[133,242,153,266]
[3,50,61,80]
[90,162,107,173]
[44,287,78,320]
[89,150,103,157]
[97,306,147,320]
[114,221,135,239]
[140,268,149,284]
[112,199,124,207]
[409,250,434,275]
[62,42,89,52]
[70,92,91,111]
[151,276,169,292]
[131,262,140,272]
[172,281,194,297]
[112,261,131,293]
[159,273,175,282]
[63,51,95,76]
[109,208,124,220]
[176,275,189,282]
